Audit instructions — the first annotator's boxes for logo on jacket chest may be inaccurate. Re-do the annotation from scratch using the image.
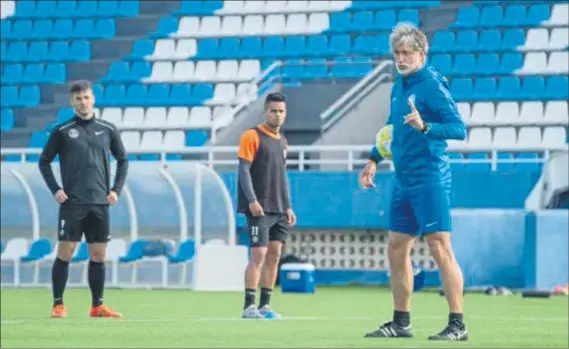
[68,128,79,139]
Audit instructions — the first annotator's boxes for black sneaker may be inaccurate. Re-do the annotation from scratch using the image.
[428,323,468,341]
[364,321,413,338]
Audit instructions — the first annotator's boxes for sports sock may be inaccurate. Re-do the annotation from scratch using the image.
[259,288,272,308]
[52,258,69,306]
[244,288,256,309]
[449,313,465,329]
[393,310,411,327]
[88,261,105,307]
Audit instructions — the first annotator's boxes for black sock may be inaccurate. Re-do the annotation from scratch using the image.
[449,313,465,328]
[259,288,272,308]
[88,261,105,307]
[244,288,256,309]
[52,258,69,306]
[393,311,411,327]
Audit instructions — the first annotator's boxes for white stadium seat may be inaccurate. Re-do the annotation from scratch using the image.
[265,0,287,13]
[209,83,236,104]
[308,13,330,32]
[236,83,258,103]
[242,15,265,35]
[173,17,200,38]
[542,127,567,147]
[122,108,145,127]
[140,131,163,149]
[264,14,287,35]
[238,60,261,81]
[543,101,569,124]
[145,107,167,128]
[329,0,352,10]
[495,102,520,124]
[146,62,173,82]
[101,108,123,125]
[516,52,547,75]
[543,4,569,26]
[470,102,495,125]
[517,127,542,148]
[149,39,176,60]
[308,0,332,11]
[163,130,186,148]
[286,0,309,13]
[189,107,213,127]
[219,16,243,36]
[549,28,569,50]
[242,0,266,14]
[492,127,517,148]
[456,102,471,122]
[217,60,240,81]
[217,0,244,15]
[1,238,28,262]
[519,102,544,124]
[172,61,195,81]
[199,16,221,37]
[522,28,549,51]
[547,52,569,74]
[286,13,308,34]
[194,60,217,81]
[175,39,197,58]
[120,131,141,149]
[468,127,492,148]
[166,107,190,126]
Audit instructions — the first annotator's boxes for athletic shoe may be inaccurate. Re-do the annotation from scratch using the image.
[90,304,122,318]
[364,321,413,338]
[241,305,264,319]
[428,323,468,341]
[258,305,282,319]
[51,304,67,318]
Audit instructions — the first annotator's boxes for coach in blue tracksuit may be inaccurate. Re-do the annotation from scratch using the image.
[360,23,469,341]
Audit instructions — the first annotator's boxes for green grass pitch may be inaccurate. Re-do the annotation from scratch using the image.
[1,287,567,348]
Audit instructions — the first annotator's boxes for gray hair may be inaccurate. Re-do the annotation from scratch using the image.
[389,22,429,54]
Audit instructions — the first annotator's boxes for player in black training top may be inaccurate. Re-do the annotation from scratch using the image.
[237,92,297,319]
[38,80,128,319]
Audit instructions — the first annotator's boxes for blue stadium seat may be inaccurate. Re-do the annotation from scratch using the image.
[373,10,396,30]
[57,0,77,18]
[57,108,75,124]
[19,85,41,107]
[475,53,499,75]
[546,76,568,100]
[149,17,178,38]
[103,62,130,83]
[70,40,91,61]
[53,19,73,40]
[119,240,147,263]
[95,18,116,39]
[191,83,214,104]
[497,76,521,100]
[397,9,419,26]
[5,42,28,63]
[119,0,141,17]
[142,240,174,258]
[29,130,50,148]
[526,4,551,25]
[430,54,451,76]
[305,35,327,57]
[478,30,501,52]
[92,83,104,101]
[452,54,475,75]
[499,52,523,74]
[126,84,148,105]
[328,12,350,33]
[474,78,497,100]
[1,87,18,108]
[73,19,95,39]
[32,19,53,40]
[261,36,284,58]
[502,29,525,50]
[36,1,57,18]
[2,64,23,84]
[146,84,169,106]
[21,63,44,84]
[451,7,479,28]
[169,84,192,105]
[186,130,209,147]
[75,0,97,18]
[50,41,70,61]
[304,58,328,79]
[522,77,545,100]
[44,63,66,84]
[330,57,351,78]
[239,37,261,59]
[98,0,119,17]
[450,78,473,101]
[1,109,15,132]
[283,36,306,58]
[353,35,376,55]
[503,5,526,26]
[465,152,491,172]
[431,31,454,53]
[349,11,374,32]
[496,152,515,172]
[283,59,305,79]
[327,35,351,55]
[103,84,126,106]
[219,38,240,58]
[20,239,52,262]
[195,38,218,59]
[479,6,503,27]
[376,33,391,55]
[27,42,49,62]
[168,240,195,263]
[352,56,373,77]
[173,0,223,16]
[1,21,11,39]
[455,30,477,52]
[14,0,35,18]
[12,20,33,39]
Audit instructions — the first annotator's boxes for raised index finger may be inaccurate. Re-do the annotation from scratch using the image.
[408,96,417,112]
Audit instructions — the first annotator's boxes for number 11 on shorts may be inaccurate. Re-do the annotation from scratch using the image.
[251,226,259,244]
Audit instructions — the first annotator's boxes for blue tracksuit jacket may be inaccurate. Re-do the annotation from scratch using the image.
[369,65,467,189]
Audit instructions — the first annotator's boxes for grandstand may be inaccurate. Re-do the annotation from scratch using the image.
[1,0,568,293]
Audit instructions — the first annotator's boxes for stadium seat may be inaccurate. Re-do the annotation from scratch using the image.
[543,3,569,27]
[544,101,569,124]
[168,240,196,263]
[20,239,52,262]
[1,109,15,131]
[0,238,28,262]
[119,240,148,263]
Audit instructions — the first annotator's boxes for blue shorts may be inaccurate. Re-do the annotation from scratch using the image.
[389,183,452,235]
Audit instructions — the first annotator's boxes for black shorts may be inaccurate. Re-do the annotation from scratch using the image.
[58,205,110,243]
[245,213,289,247]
